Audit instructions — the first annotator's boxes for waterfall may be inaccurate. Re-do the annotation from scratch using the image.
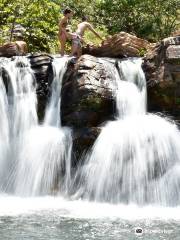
[44,58,67,127]
[0,57,37,192]
[1,55,180,206]
[0,56,72,196]
[74,58,180,206]
[0,59,10,186]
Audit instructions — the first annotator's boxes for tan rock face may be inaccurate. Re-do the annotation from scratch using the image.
[0,43,18,57]
[83,32,150,58]
[0,41,27,57]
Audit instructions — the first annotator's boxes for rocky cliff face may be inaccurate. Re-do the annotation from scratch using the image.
[1,32,179,158]
[143,36,180,120]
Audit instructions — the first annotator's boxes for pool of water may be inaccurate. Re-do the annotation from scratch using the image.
[0,196,180,240]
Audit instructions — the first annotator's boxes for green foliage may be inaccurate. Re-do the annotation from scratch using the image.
[97,0,179,41]
[138,48,147,57]
[0,0,61,51]
[0,0,179,52]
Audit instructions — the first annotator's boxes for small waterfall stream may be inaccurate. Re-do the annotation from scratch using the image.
[73,58,180,206]
[0,56,72,196]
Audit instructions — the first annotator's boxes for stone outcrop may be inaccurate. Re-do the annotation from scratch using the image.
[61,55,117,160]
[61,55,115,129]
[28,53,54,121]
[0,41,28,57]
[0,42,19,57]
[143,36,180,118]
[83,31,150,58]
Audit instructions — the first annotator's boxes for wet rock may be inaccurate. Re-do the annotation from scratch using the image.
[143,36,180,117]
[61,55,118,161]
[61,55,115,129]
[83,32,150,58]
[28,53,54,121]
[0,66,10,92]
[72,127,101,165]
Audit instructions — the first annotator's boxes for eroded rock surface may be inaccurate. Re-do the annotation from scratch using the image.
[83,31,150,58]
[0,43,19,57]
[61,55,116,128]
[143,36,180,118]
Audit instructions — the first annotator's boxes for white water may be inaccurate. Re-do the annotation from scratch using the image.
[1,195,180,220]
[0,56,72,196]
[74,58,180,206]
[44,58,67,127]
[116,59,146,117]
[0,55,180,231]
[0,60,10,186]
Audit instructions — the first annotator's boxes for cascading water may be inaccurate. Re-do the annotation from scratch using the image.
[74,58,180,206]
[0,59,10,186]
[0,57,38,192]
[0,56,72,196]
[1,56,180,240]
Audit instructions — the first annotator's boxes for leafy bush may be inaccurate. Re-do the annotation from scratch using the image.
[0,0,179,52]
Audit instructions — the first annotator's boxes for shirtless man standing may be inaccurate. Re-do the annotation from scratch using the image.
[71,16,103,57]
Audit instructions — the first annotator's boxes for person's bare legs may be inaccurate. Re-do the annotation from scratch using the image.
[59,33,66,56]
[70,43,79,57]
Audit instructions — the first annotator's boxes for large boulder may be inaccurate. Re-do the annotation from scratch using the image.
[143,36,180,119]
[0,40,28,57]
[61,55,116,128]
[0,43,19,57]
[83,31,150,58]
[61,55,117,160]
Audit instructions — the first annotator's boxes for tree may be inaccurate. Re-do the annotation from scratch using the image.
[0,0,179,51]
[0,0,60,51]
[96,0,179,41]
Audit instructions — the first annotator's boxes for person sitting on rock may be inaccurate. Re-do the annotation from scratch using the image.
[71,15,103,58]
[58,7,74,56]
